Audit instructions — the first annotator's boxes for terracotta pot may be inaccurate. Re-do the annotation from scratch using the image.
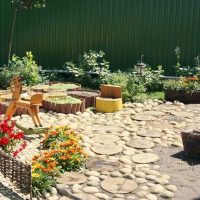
[66,104,72,114]
[60,104,66,114]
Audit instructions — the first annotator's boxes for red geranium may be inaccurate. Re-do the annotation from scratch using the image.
[0,137,10,145]
[0,117,26,157]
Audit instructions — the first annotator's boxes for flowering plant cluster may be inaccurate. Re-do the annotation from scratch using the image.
[0,117,26,157]
[32,126,86,197]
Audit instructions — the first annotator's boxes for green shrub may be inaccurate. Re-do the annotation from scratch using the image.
[104,71,145,102]
[140,66,164,92]
[63,50,110,89]
[0,51,42,89]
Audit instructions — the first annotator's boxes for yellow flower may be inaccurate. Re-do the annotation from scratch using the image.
[32,173,40,178]
[32,163,42,170]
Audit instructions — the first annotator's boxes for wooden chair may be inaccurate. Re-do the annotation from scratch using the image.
[5,77,43,127]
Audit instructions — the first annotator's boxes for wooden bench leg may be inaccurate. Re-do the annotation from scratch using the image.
[27,107,38,127]
[5,102,17,118]
[32,106,42,127]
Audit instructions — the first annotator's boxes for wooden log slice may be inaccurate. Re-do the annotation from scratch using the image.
[56,172,87,185]
[132,153,159,164]
[86,158,120,172]
[91,144,122,155]
[126,140,155,149]
[101,178,137,194]
[91,134,120,144]
[137,130,162,138]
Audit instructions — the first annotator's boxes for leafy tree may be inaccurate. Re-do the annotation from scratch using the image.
[8,0,46,64]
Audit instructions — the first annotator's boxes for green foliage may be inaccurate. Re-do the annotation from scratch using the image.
[32,173,55,198]
[133,92,164,102]
[49,83,79,90]
[140,66,164,92]
[77,50,109,77]
[32,126,85,197]
[11,0,46,9]
[164,78,200,94]
[63,50,110,89]
[104,71,145,102]
[0,52,42,88]
[47,96,81,104]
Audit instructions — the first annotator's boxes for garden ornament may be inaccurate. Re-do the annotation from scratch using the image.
[5,76,43,127]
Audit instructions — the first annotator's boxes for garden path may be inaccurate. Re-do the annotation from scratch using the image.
[1,101,200,200]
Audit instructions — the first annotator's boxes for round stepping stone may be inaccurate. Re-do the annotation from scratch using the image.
[105,126,124,133]
[170,111,194,118]
[56,172,87,185]
[146,121,172,129]
[91,134,120,144]
[132,153,159,164]
[91,144,122,155]
[131,115,156,121]
[101,178,138,194]
[137,130,162,138]
[86,158,120,172]
[143,111,165,117]
[161,115,184,123]
[126,140,155,149]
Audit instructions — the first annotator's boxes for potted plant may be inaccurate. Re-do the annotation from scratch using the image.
[181,129,200,157]
[164,77,200,103]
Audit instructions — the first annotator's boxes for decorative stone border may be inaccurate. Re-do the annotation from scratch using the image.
[42,98,85,114]
[67,90,100,108]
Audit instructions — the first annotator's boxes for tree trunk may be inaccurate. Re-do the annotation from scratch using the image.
[8,8,18,65]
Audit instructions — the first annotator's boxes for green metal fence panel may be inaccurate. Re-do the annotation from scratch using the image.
[0,0,200,75]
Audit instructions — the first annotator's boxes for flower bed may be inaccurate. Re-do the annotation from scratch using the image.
[32,126,86,197]
[165,90,200,104]
[0,120,85,198]
[164,78,200,103]
[0,118,30,195]
[42,96,85,114]
[67,89,100,108]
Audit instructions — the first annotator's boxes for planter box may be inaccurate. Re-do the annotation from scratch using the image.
[42,98,85,114]
[181,129,200,157]
[165,90,200,104]
[67,90,100,108]
[0,102,28,116]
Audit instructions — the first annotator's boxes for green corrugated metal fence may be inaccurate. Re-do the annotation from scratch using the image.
[0,0,200,74]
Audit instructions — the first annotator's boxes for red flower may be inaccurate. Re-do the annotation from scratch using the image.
[0,137,10,146]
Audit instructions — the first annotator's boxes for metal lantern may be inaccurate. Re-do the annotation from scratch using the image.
[134,55,147,75]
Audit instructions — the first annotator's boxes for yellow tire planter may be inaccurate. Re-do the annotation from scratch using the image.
[96,97,123,113]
